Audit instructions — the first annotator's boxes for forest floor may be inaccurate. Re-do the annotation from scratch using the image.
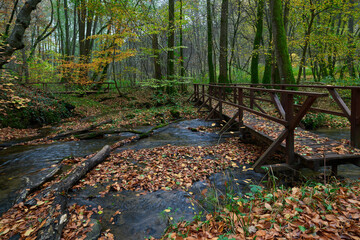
[0,88,359,239]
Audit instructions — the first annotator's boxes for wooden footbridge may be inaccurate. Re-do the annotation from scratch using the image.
[189,83,360,174]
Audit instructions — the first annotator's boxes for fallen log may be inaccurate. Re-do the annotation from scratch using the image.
[51,119,113,140]
[28,145,111,240]
[15,166,61,205]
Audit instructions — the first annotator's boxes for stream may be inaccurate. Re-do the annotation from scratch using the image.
[0,120,226,216]
[0,121,359,239]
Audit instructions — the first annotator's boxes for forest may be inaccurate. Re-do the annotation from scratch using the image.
[0,0,360,239]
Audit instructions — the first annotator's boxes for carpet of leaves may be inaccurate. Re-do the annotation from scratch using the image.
[0,195,56,239]
[0,127,39,142]
[73,138,262,194]
[164,181,360,239]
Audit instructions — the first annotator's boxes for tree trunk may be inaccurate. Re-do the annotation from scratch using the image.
[167,0,175,79]
[250,0,264,84]
[0,0,42,68]
[270,0,295,84]
[63,0,70,56]
[296,9,315,84]
[347,0,356,78]
[207,0,215,83]
[179,0,185,78]
[218,0,229,84]
[152,34,162,80]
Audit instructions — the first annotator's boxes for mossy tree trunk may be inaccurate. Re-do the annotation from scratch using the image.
[270,0,295,84]
[250,0,264,84]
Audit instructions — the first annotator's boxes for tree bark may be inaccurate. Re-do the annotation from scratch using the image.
[250,0,264,84]
[0,0,42,68]
[179,0,185,78]
[207,0,215,83]
[347,0,356,78]
[167,0,175,79]
[218,0,229,84]
[270,0,295,84]
[152,34,162,80]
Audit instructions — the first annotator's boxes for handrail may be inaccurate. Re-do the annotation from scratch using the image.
[201,82,360,90]
[195,84,328,97]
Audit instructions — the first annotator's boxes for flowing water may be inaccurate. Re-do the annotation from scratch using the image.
[1,121,359,239]
[0,135,132,214]
[0,120,227,215]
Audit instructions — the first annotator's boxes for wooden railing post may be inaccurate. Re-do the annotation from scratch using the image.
[219,87,223,118]
[202,84,205,103]
[250,85,254,109]
[351,88,360,148]
[238,88,244,126]
[194,84,198,101]
[233,85,237,104]
[284,93,295,165]
[208,85,212,108]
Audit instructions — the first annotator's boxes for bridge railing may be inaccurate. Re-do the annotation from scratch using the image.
[190,83,360,170]
[192,83,360,148]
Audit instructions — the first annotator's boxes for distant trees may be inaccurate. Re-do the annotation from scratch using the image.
[1,0,359,86]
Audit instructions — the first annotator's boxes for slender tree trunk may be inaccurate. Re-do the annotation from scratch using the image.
[262,29,272,85]
[347,0,356,78]
[56,0,64,56]
[207,0,215,83]
[167,0,175,79]
[218,0,229,84]
[179,0,185,78]
[63,0,70,56]
[283,0,290,35]
[296,10,315,84]
[152,34,162,80]
[250,0,264,84]
[71,1,77,56]
[4,0,19,37]
[270,0,295,84]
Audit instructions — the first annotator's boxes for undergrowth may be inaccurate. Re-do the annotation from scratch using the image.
[162,172,360,239]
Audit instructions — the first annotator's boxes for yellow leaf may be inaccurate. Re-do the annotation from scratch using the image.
[264,203,272,211]
[24,228,34,237]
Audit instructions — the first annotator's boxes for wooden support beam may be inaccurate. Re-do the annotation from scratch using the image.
[327,88,351,120]
[253,129,289,171]
[219,111,240,134]
[197,97,210,112]
[254,101,266,114]
[270,93,286,119]
[205,102,220,121]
